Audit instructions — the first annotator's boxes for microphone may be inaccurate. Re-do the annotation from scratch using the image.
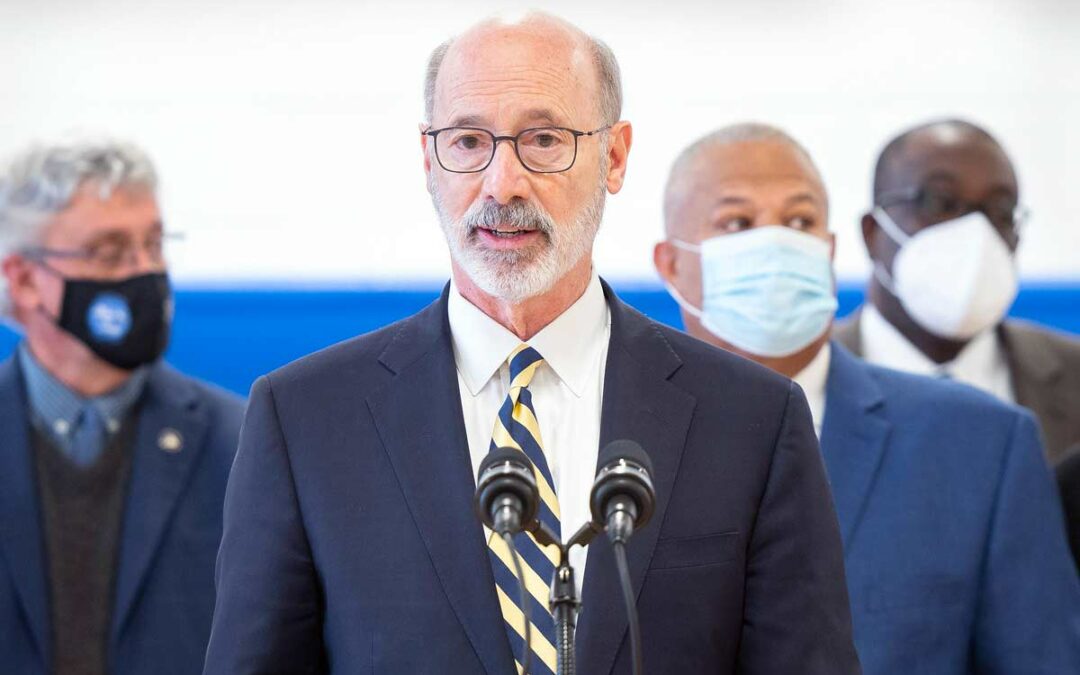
[590,440,655,675]
[474,446,540,535]
[590,439,656,544]
[474,447,539,675]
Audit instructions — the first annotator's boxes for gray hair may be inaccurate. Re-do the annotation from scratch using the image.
[0,139,158,315]
[664,122,825,230]
[423,22,623,125]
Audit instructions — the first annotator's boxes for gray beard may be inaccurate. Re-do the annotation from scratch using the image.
[429,168,607,303]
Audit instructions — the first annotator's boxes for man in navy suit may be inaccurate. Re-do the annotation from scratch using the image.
[205,13,860,675]
[654,122,1080,673]
[0,139,244,675]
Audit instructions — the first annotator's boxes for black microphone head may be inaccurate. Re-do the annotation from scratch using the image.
[590,440,656,530]
[597,439,654,476]
[474,447,540,532]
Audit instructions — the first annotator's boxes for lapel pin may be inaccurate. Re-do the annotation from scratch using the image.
[158,428,184,453]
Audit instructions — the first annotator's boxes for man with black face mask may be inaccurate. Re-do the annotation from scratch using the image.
[0,139,244,675]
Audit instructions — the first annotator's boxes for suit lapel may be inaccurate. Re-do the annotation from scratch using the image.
[819,343,890,546]
[999,321,1069,455]
[366,289,516,675]
[577,283,695,675]
[111,365,209,643]
[0,357,50,663]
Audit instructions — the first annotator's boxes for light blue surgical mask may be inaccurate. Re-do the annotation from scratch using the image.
[666,225,838,358]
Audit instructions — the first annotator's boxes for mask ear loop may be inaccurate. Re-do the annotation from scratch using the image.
[662,239,705,318]
[19,254,67,326]
[869,207,911,297]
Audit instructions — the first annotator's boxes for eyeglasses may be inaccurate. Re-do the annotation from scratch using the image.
[877,186,1029,244]
[21,231,183,274]
[422,125,610,174]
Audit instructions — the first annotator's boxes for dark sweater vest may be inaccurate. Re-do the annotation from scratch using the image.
[32,419,136,675]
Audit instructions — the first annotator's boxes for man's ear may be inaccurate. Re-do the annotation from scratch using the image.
[419,123,433,190]
[827,231,837,262]
[653,239,677,284]
[605,121,633,194]
[860,211,878,256]
[2,254,39,318]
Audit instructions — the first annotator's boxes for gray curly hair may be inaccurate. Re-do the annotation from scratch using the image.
[0,139,158,316]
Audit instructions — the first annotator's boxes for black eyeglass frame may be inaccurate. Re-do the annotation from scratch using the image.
[19,232,185,272]
[422,125,611,174]
[876,186,1030,244]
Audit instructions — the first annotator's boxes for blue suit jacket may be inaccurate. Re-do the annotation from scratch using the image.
[0,354,244,675]
[822,343,1080,674]
[204,282,861,674]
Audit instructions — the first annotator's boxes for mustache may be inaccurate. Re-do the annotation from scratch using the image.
[461,200,556,235]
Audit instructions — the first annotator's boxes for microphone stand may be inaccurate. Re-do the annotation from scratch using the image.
[528,521,600,675]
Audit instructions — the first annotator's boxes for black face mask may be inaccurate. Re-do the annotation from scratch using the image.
[52,272,173,370]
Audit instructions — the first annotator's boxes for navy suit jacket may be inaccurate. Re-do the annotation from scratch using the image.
[822,344,1080,674]
[205,282,860,675]
[0,354,244,675]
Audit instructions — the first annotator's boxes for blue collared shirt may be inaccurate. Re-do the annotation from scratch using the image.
[18,342,149,460]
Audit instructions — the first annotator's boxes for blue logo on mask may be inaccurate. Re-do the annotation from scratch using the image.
[86,293,132,344]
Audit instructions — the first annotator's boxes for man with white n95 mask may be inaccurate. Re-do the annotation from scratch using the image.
[834,119,1080,464]
[655,123,1080,675]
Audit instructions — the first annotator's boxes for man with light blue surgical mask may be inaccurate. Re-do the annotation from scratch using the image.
[655,123,1080,674]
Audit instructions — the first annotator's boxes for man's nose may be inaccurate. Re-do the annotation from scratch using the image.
[481,139,532,205]
[126,244,164,275]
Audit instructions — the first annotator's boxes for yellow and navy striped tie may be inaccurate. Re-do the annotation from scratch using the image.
[487,344,561,675]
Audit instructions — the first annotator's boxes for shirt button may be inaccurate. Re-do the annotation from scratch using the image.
[53,419,70,436]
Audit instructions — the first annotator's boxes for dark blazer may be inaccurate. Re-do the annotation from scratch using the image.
[834,312,1080,462]
[822,344,1080,674]
[1058,450,1080,566]
[204,282,860,675]
[0,355,244,675]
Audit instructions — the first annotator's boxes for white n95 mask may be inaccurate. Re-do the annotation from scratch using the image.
[872,207,1018,341]
[666,225,838,358]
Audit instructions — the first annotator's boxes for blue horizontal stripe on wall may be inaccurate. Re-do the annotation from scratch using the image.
[2,281,1078,396]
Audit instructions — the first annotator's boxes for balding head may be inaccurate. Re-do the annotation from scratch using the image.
[654,123,835,375]
[419,12,633,313]
[872,118,1014,203]
[663,123,827,240]
[424,13,622,127]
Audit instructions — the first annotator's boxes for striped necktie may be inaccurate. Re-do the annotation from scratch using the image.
[487,344,561,675]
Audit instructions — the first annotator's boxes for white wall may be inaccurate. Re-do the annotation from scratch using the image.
[1,0,1077,285]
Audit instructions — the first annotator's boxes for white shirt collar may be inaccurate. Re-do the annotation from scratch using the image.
[860,304,1004,382]
[792,342,831,435]
[447,271,610,397]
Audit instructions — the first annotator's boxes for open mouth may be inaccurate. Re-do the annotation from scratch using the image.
[476,226,540,239]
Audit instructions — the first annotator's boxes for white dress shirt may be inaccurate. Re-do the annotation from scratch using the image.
[448,271,611,596]
[859,304,1015,403]
[792,343,831,438]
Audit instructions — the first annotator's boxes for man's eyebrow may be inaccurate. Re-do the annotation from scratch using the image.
[83,220,165,244]
[445,114,489,128]
[784,193,821,207]
[713,195,753,207]
[520,109,562,126]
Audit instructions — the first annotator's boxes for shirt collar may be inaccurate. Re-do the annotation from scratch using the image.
[860,304,1003,381]
[18,342,149,436]
[447,271,610,397]
[792,342,831,434]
